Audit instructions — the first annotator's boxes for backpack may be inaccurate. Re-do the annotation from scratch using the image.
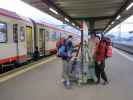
[57,38,67,58]
[56,38,65,49]
[106,46,112,57]
[105,38,112,58]
[58,39,73,60]
[58,45,66,57]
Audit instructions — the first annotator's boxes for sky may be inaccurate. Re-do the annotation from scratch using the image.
[0,0,80,34]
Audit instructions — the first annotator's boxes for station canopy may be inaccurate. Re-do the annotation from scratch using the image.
[22,0,133,34]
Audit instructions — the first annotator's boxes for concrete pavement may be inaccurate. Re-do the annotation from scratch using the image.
[0,48,133,100]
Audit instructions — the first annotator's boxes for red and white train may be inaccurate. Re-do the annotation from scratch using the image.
[0,8,80,66]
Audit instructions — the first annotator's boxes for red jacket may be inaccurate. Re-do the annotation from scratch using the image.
[95,45,106,62]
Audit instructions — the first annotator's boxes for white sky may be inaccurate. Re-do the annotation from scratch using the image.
[108,15,133,38]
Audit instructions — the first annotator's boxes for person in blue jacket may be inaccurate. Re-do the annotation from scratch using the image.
[60,35,74,88]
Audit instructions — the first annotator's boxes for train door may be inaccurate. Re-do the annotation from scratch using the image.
[26,26,33,57]
[39,28,45,56]
[13,24,19,62]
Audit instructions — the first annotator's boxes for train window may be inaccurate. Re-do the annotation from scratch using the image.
[13,24,18,42]
[20,26,25,41]
[0,22,7,43]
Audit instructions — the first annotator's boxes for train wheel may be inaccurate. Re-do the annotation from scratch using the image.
[0,64,3,74]
[14,61,20,68]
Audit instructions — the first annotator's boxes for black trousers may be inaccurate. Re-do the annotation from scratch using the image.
[95,60,108,82]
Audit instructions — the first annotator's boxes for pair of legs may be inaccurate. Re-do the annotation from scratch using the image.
[62,60,72,88]
[62,60,71,81]
[95,60,108,84]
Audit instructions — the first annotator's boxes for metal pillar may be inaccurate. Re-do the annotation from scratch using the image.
[89,19,95,35]
[81,28,84,73]
[101,33,104,39]
[80,21,84,74]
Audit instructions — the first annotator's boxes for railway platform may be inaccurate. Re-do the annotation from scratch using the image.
[0,48,133,100]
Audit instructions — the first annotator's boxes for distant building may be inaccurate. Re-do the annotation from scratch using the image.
[129,31,133,34]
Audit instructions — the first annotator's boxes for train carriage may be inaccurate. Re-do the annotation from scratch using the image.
[0,8,80,70]
[34,21,72,56]
[0,8,34,65]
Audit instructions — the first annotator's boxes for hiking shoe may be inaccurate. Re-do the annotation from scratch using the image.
[95,80,100,84]
[102,81,109,85]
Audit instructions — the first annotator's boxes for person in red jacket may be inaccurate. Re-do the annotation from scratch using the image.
[56,37,65,50]
[95,39,109,85]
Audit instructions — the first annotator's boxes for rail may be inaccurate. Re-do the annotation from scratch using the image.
[113,42,133,54]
